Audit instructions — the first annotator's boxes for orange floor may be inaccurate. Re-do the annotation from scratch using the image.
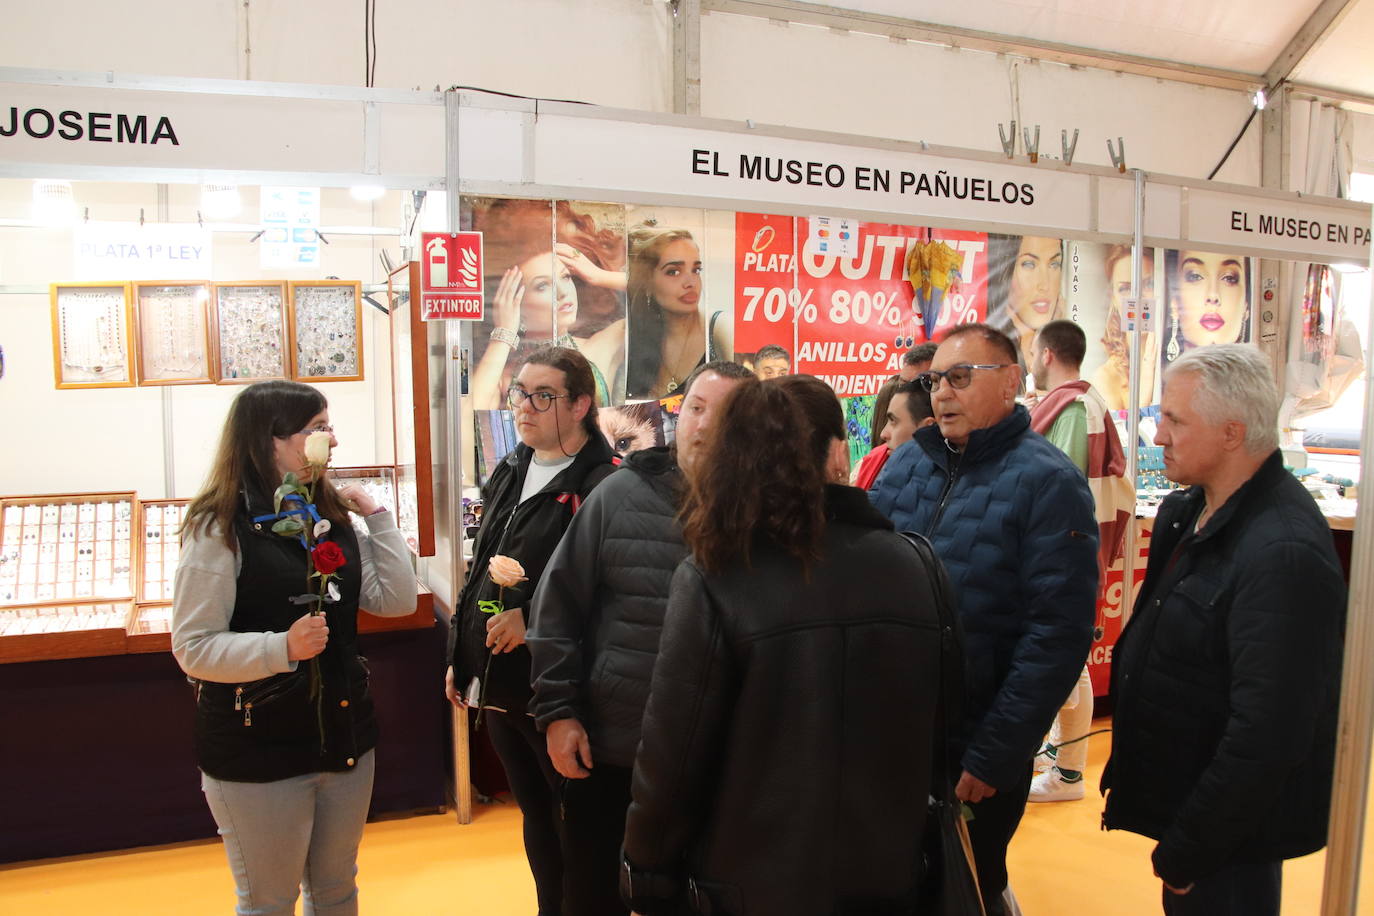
[0,718,1356,914]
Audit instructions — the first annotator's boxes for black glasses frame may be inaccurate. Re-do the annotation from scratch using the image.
[916,363,1014,392]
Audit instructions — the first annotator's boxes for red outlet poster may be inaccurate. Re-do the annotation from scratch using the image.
[734,214,993,394]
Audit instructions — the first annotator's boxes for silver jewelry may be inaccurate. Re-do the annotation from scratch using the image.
[490,327,520,347]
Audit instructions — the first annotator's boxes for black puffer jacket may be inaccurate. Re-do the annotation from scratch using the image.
[527,446,686,767]
[622,486,944,916]
[1103,450,1345,888]
[449,435,618,714]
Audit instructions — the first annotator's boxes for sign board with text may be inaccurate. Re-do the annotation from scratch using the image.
[420,231,484,321]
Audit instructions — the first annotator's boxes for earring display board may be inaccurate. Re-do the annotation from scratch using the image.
[133,282,214,385]
[288,280,364,382]
[50,283,135,388]
[0,492,138,662]
[388,262,435,557]
[327,466,397,541]
[137,499,187,603]
[213,282,289,383]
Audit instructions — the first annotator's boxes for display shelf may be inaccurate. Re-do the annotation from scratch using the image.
[50,282,136,389]
[132,281,214,385]
[388,261,435,557]
[288,280,364,382]
[126,602,173,654]
[0,602,131,662]
[358,582,434,634]
[327,466,397,540]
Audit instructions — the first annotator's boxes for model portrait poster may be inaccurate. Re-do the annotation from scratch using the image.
[459,196,628,409]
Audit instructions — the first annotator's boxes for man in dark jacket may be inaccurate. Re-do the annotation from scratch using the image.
[526,360,753,916]
[1103,344,1345,915]
[869,322,1098,915]
[444,346,619,916]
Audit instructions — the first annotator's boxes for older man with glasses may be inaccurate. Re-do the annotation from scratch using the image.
[869,322,1099,916]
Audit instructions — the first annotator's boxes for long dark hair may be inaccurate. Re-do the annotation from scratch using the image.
[182,381,352,551]
[519,344,601,440]
[626,227,696,396]
[681,374,843,575]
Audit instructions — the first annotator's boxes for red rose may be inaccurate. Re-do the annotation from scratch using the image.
[312,540,347,575]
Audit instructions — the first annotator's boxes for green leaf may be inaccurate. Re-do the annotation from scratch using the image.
[271,517,305,536]
[477,599,504,615]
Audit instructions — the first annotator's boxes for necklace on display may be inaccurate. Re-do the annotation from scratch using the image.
[663,320,701,394]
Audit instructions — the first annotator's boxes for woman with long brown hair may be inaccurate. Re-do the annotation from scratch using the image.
[172,380,416,916]
[621,375,945,916]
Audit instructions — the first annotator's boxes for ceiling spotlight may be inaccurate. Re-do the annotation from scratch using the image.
[1253,89,1267,110]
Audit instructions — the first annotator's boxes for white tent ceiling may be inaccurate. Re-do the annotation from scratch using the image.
[720,0,1374,103]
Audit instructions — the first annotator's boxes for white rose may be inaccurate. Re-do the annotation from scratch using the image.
[304,430,332,466]
[488,555,528,588]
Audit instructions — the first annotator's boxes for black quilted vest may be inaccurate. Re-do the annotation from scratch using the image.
[192,506,373,782]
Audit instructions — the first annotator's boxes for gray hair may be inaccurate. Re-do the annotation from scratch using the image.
[1166,344,1279,453]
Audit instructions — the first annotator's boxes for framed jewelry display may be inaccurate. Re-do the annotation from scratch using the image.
[133,282,214,385]
[388,262,435,556]
[0,491,138,663]
[136,499,187,603]
[212,282,289,383]
[327,466,397,541]
[288,280,364,382]
[49,282,135,389]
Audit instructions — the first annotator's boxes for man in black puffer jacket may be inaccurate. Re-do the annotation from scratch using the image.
[527,360,753,916]
[1103,345,1345,916]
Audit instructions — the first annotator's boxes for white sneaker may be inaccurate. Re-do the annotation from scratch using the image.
[1033,745,1057,774]
[1029,768,1085,803]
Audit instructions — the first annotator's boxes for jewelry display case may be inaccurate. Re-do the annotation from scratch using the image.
[288,280,364,382]
[327,466,398,541]
[388,262,435,556]
[124,498,187,653]
[50,282,136,389]
[213,281,289,383]
[0,492,139,662]
[133,282,214,385]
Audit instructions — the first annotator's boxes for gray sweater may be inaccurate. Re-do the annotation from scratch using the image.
[172,510,416,684]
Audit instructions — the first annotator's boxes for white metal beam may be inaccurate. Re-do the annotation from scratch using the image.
[1263,0,1360,89]
[702,0,1261,93]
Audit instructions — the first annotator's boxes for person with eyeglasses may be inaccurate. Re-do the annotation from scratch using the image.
[869,323,1099,916]
[171,380,417,916]
[445,345,618,916]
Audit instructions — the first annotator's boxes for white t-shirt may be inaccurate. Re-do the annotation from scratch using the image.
[521,454,575,503]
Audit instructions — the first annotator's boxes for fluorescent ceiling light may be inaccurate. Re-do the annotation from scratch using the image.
[32,180,76,227]
[201,184,242,220]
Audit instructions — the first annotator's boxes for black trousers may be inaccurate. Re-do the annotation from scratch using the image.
[560,762,634,916]
[486,710,564,916]
[965,765,1033,916]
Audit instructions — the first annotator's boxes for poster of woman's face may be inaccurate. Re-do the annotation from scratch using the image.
[1066,242,1163,410]
[622,206,733,400]
[986,234,1066,372]
[461,197,628,409]
[1162,249,1252,365]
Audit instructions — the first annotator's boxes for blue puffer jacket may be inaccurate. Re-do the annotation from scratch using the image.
[869,405,1099,789]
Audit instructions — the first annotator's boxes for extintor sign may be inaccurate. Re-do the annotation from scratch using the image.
[420,231,484,321]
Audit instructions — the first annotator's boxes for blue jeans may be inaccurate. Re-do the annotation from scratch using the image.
[201,751,376,916]
[1161,860,1281,916]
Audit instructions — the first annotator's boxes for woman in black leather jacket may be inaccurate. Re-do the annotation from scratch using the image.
[621,374,945,916]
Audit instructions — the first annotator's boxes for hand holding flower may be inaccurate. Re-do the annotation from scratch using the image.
[488,555,528,589]
[287,613,329,661]
[485,607,527,653]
